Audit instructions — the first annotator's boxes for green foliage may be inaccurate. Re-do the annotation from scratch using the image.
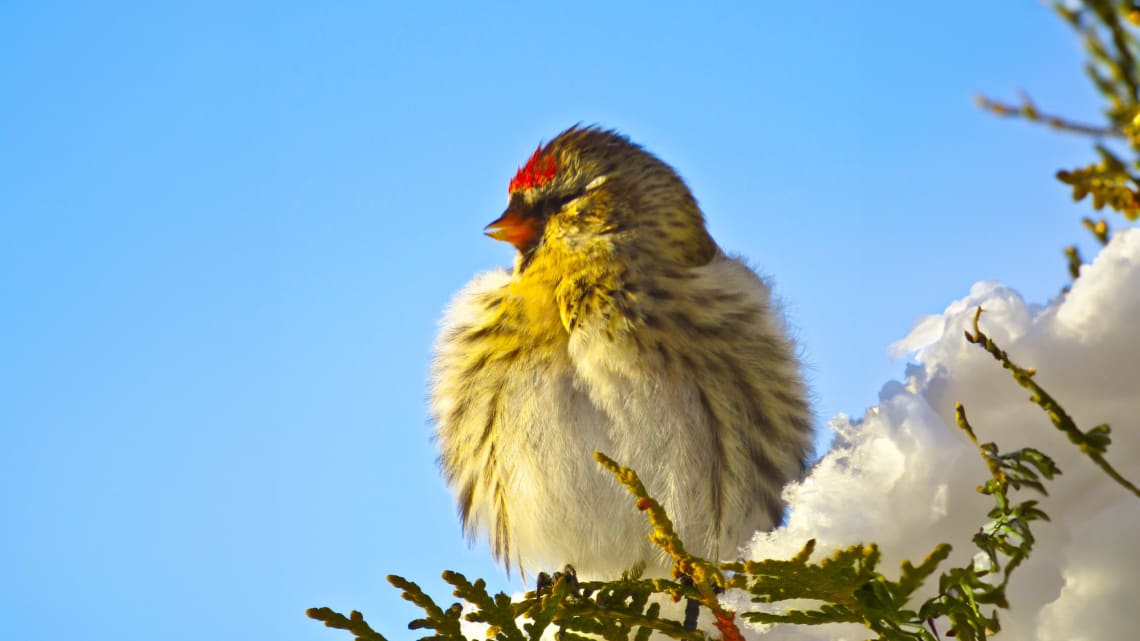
[965,307,1139,498]
[307,607,388,641]
[310,3,1140,640]
[1055,146,1140,219]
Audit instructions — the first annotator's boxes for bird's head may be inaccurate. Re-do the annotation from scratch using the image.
[486,127,718,273]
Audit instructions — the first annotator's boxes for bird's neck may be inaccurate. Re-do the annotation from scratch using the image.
[509,241,641,338]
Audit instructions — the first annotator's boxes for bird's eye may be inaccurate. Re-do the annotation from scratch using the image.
[547,191,583,215]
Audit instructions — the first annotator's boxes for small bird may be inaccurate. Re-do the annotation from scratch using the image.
[430,126,812,580]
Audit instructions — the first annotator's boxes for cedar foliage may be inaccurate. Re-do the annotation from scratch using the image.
[310,3,1140,639]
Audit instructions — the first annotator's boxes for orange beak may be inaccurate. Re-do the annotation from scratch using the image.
[484,207,541,251]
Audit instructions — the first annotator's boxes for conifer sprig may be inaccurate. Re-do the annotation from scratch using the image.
[965,307,1140,498]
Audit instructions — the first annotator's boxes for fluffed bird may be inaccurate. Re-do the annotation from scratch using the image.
[430,126,813,579]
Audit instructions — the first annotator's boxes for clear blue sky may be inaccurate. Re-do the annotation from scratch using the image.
[0,2,1117,640]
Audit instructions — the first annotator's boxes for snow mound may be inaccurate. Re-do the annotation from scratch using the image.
[740,229,1140,641]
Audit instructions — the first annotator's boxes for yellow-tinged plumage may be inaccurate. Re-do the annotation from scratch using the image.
[431,126,813,579]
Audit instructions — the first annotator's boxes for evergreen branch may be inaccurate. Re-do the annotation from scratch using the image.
[955,404,1007,492]
[725,540,879,611]
[1085,0,1140,101]
[443,571,526,641]
[1064,245,1083,284]
[514,572,570,641]
[555,595,702,641]
[525,573,706,641]
[975,94,1122,137]
[1055,144,1140,219]
[954,405,1055,598]
[633,603,663,641]
[307,607,390,641]
[388,574,467,641]
[906,404,1063,640]
[964,306,1140,498]
[594,452,738,639]
[1081,216,1112,244]
[1066,217,1111,288]
[1054,1,1140,119]
[594,452,724,590]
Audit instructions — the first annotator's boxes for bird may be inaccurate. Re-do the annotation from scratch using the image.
[430,126,813,581]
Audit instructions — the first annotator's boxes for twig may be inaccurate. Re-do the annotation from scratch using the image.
[964,307,1140,498]
[975,94,1122,137]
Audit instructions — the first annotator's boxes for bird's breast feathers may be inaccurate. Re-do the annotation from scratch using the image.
[431,255,811,575]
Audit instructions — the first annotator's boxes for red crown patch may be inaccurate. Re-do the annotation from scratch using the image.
[508,146,558,194]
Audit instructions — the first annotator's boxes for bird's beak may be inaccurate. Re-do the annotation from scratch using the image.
[485,207,540,251]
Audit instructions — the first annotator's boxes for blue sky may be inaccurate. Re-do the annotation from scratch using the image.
[0,2,1121,640]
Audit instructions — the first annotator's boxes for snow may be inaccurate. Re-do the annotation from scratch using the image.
[740,229,1140,640]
